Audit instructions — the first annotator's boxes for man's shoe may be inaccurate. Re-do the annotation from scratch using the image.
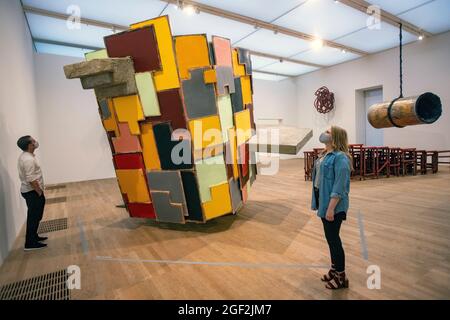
[36,236,48,242]
[24,242,47,251]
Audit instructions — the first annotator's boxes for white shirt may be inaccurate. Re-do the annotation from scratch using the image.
[17,152,44,193]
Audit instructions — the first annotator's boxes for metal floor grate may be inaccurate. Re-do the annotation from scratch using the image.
[37,218,68,234]
[0,269,70,300]
[46,196,67,204]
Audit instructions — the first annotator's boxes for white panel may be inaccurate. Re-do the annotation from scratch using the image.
[259,61,319,76]
[273,0,368,40]
[398,0,450,34]
[193,0,306,22]
[26,13,113,48]
[292,46,361,66]
[22,0,166,26]
[252,72,288,81]
[163,5,254,42]
[35,42,91,58]
[234,29,310,56]
[335,22,417,53]
[366,0,431,15]
[251,55,279,70]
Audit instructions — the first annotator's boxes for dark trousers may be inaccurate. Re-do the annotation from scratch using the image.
[315,187,346,272]
[21,191,46,245]
[321,215,345,272]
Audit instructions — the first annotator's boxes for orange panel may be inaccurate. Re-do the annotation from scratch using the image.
[174,35,211,80]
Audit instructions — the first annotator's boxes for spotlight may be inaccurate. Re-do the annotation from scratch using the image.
[312,38,323,49]
[418,35,424,40]
[183,5,195,15]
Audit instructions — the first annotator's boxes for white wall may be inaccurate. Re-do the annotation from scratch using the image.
[33,53,116,184]
[253,78,298,127]
[296,31,450,153]
[0,0,40,266]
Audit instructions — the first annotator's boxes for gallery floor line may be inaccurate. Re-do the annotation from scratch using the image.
[357,211,369,261]
[77,217,89,255]
[95,256,330,269]
[1,159,449,299]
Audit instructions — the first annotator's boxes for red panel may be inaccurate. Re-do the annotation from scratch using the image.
[152,89,187,129]
[127,203,156,219]
[104,26,161,73]
[113,153,145,170]
[238,143,249,187]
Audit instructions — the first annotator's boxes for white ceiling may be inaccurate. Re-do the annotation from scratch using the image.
[23,0,450,81]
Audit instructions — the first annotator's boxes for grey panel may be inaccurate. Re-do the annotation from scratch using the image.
[215,66,235,95]
[146,171,186,204]
[181,67,217,119]
[229,178,243,213]
[98,99,111,120]
[151,191,185,224]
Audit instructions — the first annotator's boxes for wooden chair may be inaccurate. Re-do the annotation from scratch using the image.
[303,151,315,181]
[389,147,402,177]
[362,146,379,179]
[349,144,364,180]
[415,150,427,175]
[400,148,417,176]
[426,151,439,174]
[375,146,390,178]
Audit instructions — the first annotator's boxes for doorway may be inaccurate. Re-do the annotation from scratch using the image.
[363,88,383,146]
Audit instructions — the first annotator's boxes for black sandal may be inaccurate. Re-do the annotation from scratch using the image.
[325,272,349,290]
[321,268,336,282]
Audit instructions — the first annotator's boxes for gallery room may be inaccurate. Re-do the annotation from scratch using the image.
[0,0,449,304]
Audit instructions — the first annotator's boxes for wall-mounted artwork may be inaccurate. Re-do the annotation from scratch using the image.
[64,15,256,224]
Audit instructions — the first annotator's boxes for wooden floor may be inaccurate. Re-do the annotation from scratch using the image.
[1,159,449,300]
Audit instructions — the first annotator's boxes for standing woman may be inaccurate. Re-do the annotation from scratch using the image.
[311,126,352,290]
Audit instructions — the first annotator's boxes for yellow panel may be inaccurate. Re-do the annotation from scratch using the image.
[203,182,232,220]
[140,123,161,170]
[203,69,217,84]
[188,115,223,151]
[241,75,253,106]
[234,109,252,145]
[174,35,210,80]
[228,127,239,179]
[102,99,120,137]
[130,16,180,91]
[232,49,245,77]
[113,95,145,135]
[116,169,151,203]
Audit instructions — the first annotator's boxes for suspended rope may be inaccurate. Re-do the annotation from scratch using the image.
[387,23,405,128]
[399,23,403,99]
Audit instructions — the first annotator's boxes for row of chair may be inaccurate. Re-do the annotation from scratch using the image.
[303,144,447,181]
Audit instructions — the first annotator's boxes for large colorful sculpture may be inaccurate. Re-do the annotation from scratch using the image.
[64,15,257,224]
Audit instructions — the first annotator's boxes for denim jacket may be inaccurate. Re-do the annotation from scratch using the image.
[311,150,350,218]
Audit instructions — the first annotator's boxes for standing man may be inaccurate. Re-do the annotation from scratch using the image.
[17,135,48,251]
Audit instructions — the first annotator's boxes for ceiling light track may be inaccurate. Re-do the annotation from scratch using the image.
[161,0,368,56]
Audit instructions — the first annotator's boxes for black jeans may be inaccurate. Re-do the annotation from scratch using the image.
[315,187,346,272]
[21,191,46,246]
[321,214,346,272]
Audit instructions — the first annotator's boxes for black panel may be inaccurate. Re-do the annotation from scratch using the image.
[181,171,204,222]
[153,122,193,170]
